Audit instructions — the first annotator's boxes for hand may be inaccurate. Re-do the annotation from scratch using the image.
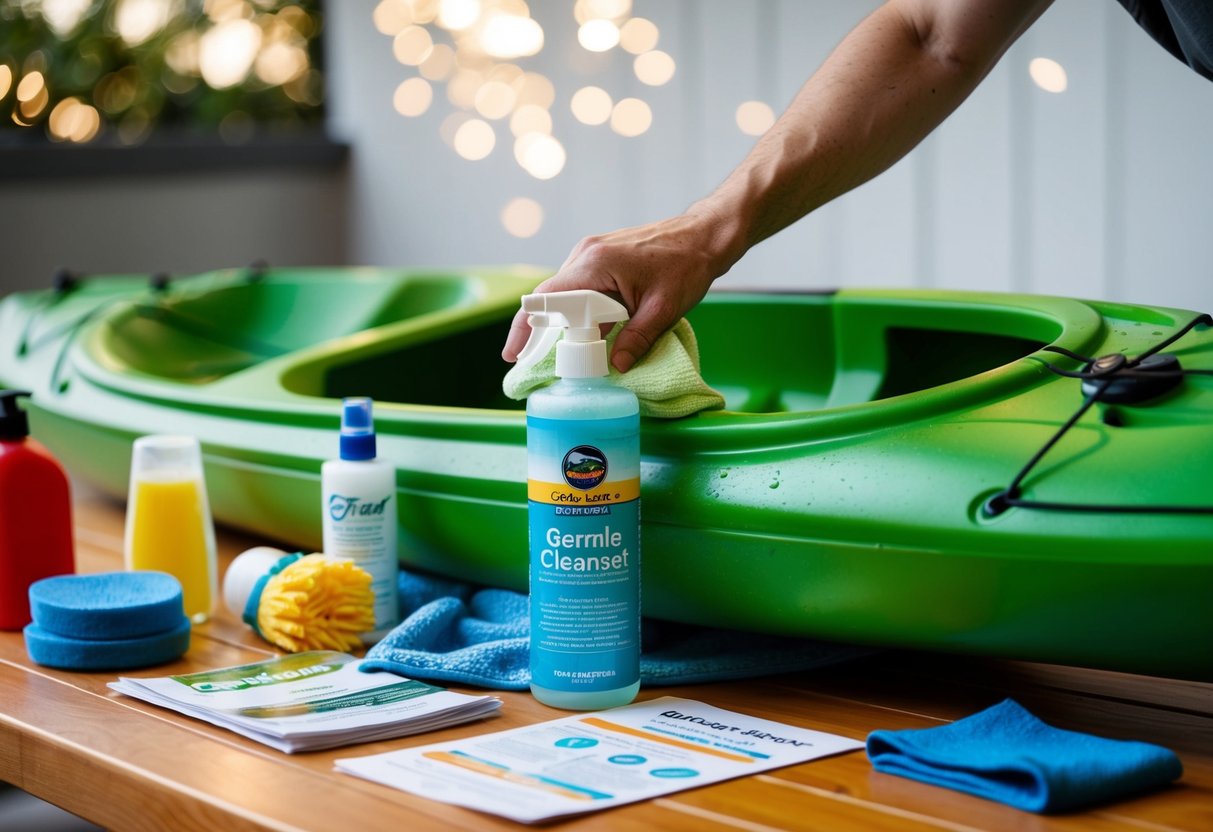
[502,209,739,372]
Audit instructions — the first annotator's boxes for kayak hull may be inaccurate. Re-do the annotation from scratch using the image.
[2,267,1210,679]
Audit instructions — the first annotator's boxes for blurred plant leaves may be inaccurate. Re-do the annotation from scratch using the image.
[0,0,324,144]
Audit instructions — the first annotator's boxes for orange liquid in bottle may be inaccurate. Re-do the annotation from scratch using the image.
[126,478,215,623]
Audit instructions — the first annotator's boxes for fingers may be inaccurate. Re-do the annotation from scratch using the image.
[500,220,718,370]
[501,251,619,363]
[501,273,571,362]
[610,297,676,373]
[501,307,533,363]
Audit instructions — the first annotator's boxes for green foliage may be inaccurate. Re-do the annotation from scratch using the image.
[0,0,324,143]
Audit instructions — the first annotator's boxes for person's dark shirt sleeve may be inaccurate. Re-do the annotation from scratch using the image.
[1116,0,1213,80]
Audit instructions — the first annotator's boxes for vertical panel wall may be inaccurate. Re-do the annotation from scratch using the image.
[1115,6,1213,312]
[329,0,1213,313]
[1020,1,1110,299]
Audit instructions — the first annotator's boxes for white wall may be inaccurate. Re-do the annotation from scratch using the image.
[328,0,1213,315]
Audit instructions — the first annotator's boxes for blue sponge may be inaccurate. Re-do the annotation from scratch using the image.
[24,571,191,671]
[24,616,191,671]
[29,571,184,639]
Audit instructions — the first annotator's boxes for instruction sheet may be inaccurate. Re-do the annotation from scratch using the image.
[335,695,863,823]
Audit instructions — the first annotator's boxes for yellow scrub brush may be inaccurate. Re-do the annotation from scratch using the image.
[224,547,377,652]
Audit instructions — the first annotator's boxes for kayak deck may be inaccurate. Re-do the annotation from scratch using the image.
[2,267,1210,679]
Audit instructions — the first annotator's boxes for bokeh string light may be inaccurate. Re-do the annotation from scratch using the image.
[1029,57,1068,93]
[378,0,677,238]
[735,99,775,137]
[500,195,543,237]
[0,0,325,144]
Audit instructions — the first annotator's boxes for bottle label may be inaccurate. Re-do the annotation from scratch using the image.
[323,489,397,634]
[528,415,640,693]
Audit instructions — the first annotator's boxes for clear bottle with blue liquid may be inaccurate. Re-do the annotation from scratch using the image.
[514,290,641,710]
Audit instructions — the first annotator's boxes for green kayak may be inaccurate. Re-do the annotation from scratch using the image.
[1,266,1210,679]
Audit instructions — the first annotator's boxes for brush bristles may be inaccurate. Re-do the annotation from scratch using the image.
[257,554,377,652]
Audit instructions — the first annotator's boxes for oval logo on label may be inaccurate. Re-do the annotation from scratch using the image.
[562,445,607,490]
[608,755,646,765]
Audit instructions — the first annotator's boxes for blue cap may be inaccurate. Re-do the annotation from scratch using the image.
[339,397,377,460]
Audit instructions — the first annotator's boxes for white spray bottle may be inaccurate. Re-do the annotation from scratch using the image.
[514,290,641,710]
[321,397,400,643]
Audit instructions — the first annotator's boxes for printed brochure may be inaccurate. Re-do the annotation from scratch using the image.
[335,695,863,822]
[109,650,501,753]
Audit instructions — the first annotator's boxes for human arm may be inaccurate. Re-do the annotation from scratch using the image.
[503,0,1055,372]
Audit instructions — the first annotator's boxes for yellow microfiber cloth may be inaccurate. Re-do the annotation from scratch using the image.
[503,319,725,418]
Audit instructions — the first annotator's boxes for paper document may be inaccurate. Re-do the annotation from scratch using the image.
[335,695,863,823]
[110,651,501,753]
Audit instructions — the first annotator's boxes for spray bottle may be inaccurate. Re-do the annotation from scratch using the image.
[514,290,641,709]
[321,397,399,643]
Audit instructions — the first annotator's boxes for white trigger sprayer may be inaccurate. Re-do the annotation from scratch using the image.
[515,290,629,379]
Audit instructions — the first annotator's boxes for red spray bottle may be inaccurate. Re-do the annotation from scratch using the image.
[0,390,75,629]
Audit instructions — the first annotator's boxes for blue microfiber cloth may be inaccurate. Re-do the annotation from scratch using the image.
[502,319,726,418]
[360,569,869,689]
[866,698,1183,813]
[29,571,185,639]
[24,616,191,671]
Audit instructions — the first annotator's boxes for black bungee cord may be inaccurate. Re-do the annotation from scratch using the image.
[983,313,1213,517]
[15,269,82,358]
[23,263,272,394]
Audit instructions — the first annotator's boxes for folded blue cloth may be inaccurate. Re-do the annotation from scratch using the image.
[866,699,1183,813]
[361,569,869,690]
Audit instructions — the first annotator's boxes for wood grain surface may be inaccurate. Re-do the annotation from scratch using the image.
[1,483,1209,831]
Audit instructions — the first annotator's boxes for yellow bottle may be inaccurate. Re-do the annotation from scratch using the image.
[124,436,217,623]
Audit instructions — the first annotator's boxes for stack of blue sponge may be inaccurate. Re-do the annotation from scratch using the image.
[24,572,191,671]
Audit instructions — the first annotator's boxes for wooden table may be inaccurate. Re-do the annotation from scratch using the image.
[2,484,1211,831]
